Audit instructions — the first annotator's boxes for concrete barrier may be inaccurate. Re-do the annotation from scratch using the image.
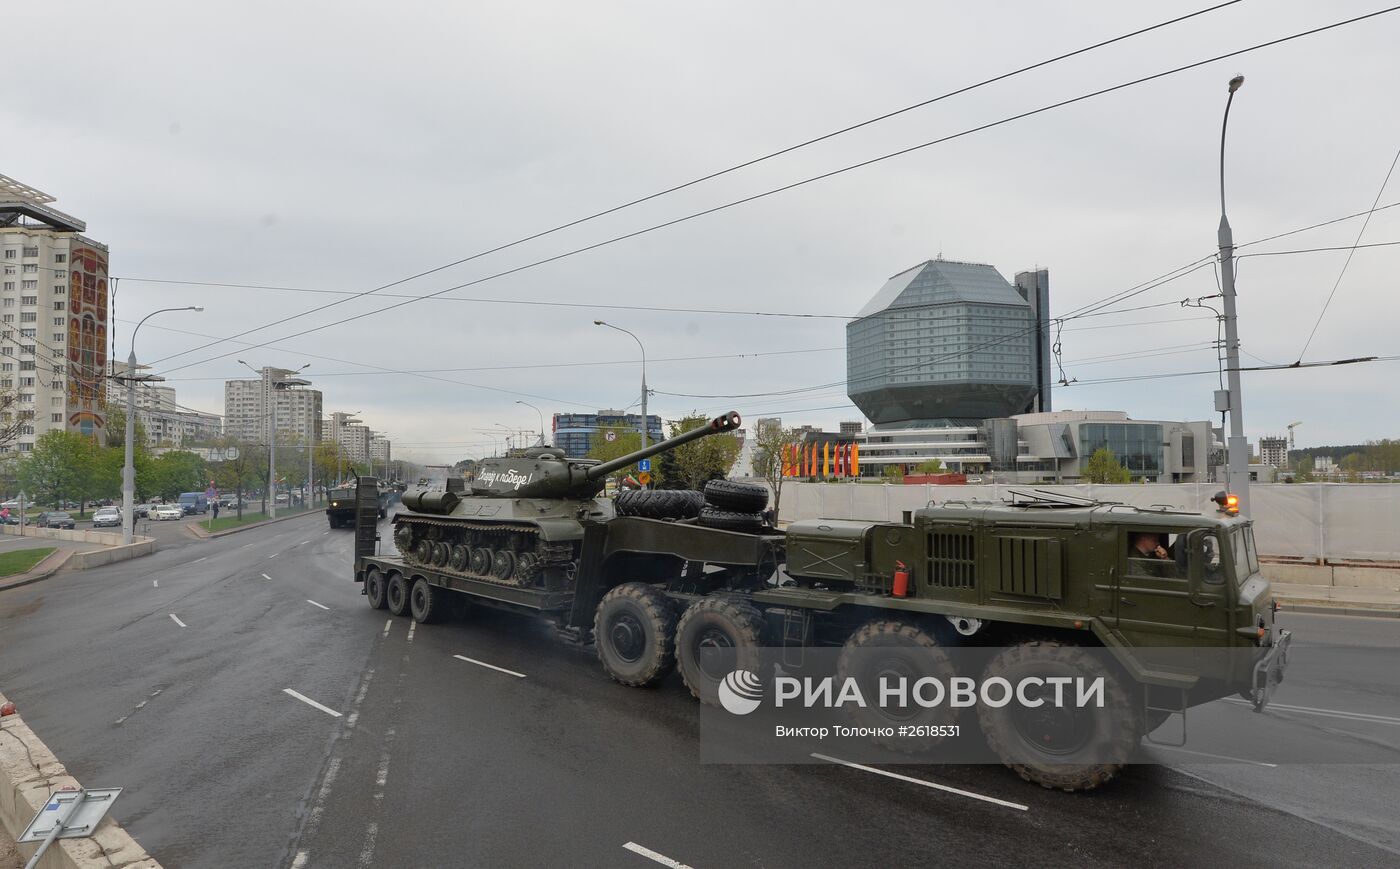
[67,540,157,570]
[0,692,161,868]
[0,527,124,546]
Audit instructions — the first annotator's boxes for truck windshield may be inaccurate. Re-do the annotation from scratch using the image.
[1231,527,1258,581]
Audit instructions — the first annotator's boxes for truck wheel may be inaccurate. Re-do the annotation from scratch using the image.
[697,506,766,533]
[386,572,411,617]
[410,578,443,624]
[676,596,765,705]
[594,583,677,688]
[836,620,959,751]
[703,479,768,513]
[977,640,1139,792]
[614,490,706,520]
[365,567,388,610]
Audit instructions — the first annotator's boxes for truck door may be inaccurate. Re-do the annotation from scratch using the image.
[1114,528,1229,647]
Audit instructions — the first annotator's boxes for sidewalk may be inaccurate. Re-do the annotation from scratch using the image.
[1273,581,1400,617]
[0,545,82,593]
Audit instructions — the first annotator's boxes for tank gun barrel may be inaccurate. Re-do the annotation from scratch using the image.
[586,411,741,481]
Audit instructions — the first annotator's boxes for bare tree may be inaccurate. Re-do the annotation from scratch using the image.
[752,423,797,520]
[0,391,28,455]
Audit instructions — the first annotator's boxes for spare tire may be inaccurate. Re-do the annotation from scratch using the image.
[697,506,767,533]
[615,489,705,520]
[703,479,769,513]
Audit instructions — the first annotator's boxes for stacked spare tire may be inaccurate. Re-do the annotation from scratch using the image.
[613,478,770,533]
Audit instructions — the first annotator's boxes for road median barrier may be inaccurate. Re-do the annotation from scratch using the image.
[0,691,161,869]
[186,507,324,539]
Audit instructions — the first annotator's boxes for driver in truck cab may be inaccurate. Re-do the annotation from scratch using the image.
[1128,532,1176,578]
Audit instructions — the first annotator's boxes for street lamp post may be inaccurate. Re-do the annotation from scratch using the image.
[594,320,648,450]
[516,400,546,446]
[123,306,202,545]
[240,361,310,520]
[1217,75,1251,516]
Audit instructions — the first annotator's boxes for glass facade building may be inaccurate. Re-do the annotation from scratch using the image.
[552,410,663,458]
[1078,422,1165,476]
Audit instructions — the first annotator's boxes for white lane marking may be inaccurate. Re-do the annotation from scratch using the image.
[453,654,526,679]
[623,842,694,869]
[240,542,254,548]
[1149,745,1278,768]
[306,599,330,610]
[152,579,158,588]
[1224,697,1400,727]
[283,688,343,718]
[191,556,208,564]
[382,619,392,637]
[300,539,310,545]
[168,613,187,628]
[811,753,1028,811]
[261,573,273,581]
[358,820,380,867]
[407,621,416,642]
[268,552,278,559]
[323,530,330,535]
[291,851,308,868]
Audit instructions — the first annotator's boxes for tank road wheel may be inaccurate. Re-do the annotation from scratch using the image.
[675,596,766,706]
[410,578,444,624]
[386,572,411,617]
[449,545,469,572]
[702,479,769,513]
[364,567,388,610]
[514,552,540,586]
[594,583,677,688]
[431,542,450,568]
[491,550,517,583]
[412,539,432,565]
[393,523,413,554]
[469,547,492,576]
[836,620,959,752]
[977,640,1140,792]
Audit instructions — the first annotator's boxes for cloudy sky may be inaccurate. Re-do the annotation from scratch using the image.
[7,0,1398,461]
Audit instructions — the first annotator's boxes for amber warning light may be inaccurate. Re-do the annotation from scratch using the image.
[1212,491,1240,515]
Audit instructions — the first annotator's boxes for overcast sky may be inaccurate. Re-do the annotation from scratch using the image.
[7,1,1398,461]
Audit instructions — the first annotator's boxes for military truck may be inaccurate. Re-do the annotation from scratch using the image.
[328,482,386,528]
[352,448,1288,791]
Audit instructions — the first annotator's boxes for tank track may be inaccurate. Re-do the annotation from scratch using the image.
[393,516,577,589]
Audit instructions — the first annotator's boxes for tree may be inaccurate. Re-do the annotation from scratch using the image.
[1293,454,1314,483]
[587,426,642,490]
[102,402,148,449]
[1084,447,1132,484]
[882,465,904,482]
[0,390,29,457]
[915,458,945,474]
[18,431,99,508]
[660,413,742,490]
[214,441,261,519]
[147,451,208,501]
[752,424,798,519]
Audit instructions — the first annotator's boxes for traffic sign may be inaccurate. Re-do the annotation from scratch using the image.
[638,459,651,472]
[638,472,651,485]
[605,431,617,442]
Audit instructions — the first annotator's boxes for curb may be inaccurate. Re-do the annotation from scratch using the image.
[1276,599,1400,618]
[0,550,74,594]
[0,692,161,868]
[185,508,323,540]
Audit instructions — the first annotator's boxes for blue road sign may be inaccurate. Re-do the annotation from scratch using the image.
[638,459,651,472]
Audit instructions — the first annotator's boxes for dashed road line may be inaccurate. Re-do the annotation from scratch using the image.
[623,842,694,868]
[152,579,158,588]
[268,552,278,559]
[114,688,164,726]
[283,688,343,718]
[382,619,392,637]
[261,573,273,580]
[168,613,187,628]
[453,654,526,679]
[407,621,416,642]
[811,753,1029,811]
[191,556,208,564]
[300,539,310,545]
[306,599,330,610]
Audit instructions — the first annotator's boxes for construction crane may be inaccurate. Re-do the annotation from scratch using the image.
[1287,421,1303,450]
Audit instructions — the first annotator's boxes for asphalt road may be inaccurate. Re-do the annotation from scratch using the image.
[1,514,1397,868]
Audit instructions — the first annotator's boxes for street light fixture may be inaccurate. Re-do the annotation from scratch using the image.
[1216,74,1250,516]
[239,360,310,519]
[122,306,203,545]
[594,320,648,450]
[516,400,546,447]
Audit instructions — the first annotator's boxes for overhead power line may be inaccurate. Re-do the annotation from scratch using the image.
[143,5,1399,379]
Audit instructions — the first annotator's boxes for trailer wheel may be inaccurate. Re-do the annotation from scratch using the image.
[410,578,444,624]
[977,640,1139,792]
[676,596,766,705]
[594,583,677,687]
[364,567,388,610]
[836,620,959,751]
[386,572,411,617]
[703,479,769,513]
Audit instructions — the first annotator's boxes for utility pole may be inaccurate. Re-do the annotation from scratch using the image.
[240,361,310,520]
[1216,75,1251,516]
[594,320,648,451]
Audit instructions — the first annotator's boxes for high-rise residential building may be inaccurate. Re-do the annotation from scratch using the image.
[369,435,391,471]
[755,417,782,438]
[551,410,664,457]
[846,258,1051,426]
[0,174,110,452]
[224,367,321,445]
[112,361,221,448]
[326,411,372,464]
[839,421,864,435]
[1259,436,1289,469]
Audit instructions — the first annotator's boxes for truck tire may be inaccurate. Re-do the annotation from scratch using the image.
[614,489,705,520]
[410,578,444,624]
[676,596,766,705]
[836,620,959,751]
[697,506,766,533]
[365,567,388,610]
[703,479,768,513]
[594,582,677,688]
[386,572,411,617]
[977,640,1139,792]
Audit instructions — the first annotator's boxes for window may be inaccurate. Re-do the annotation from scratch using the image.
[51,413,62,423]
[52,333,63,343]
[20,313,35,323]
[22,247,38,257]
[2,250,14,259]
[21,281,35,291]
[53,253,66,264]
[53,269,64,279]
[2,300,11,308]
[3,266,13,275]
[1,348,10,357]
[21,264,36,274]
[18,443,31,452]
[53,286,65,294]
[18,377,33,387]
[19,329,33,338]
[3,315,13,324]
[53,301,64,311]
[0,363,10,371]
[52,317,62,326]
[20,296,35,306]
[19,360,34,370]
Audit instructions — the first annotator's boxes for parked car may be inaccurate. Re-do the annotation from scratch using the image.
[154,504,184,521]
[178,492,209,515]
[133,503,151,519]
[0,499,20,510]
[92,507,122,528]
[36,511,75,530]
